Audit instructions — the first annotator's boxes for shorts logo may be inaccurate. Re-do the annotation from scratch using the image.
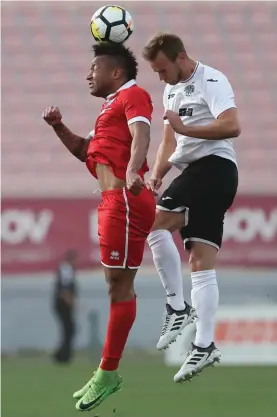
[110,251,120,260]
[162,196,172,200]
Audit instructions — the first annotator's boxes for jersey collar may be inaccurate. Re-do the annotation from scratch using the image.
[180,62,200,84]
[106,79,136,101]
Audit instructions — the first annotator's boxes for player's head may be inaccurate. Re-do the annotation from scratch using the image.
[142,33,188,85]
[87,42,138,98]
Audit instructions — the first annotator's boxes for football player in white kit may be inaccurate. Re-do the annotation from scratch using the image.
[142,33,241,382]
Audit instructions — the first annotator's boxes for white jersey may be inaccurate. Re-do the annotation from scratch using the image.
[163,62,237,170]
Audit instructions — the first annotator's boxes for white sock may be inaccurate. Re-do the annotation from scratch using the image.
[147,230,186,311]
[191,270,219,348]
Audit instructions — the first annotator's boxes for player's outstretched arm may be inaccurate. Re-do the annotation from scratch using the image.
[42,106,89,162]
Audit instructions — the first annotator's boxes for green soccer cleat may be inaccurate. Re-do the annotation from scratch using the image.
[75,369,123,411]
[73,373,95,400]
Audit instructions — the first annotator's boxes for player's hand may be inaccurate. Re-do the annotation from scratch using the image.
[163,110,184,134]
[42,106,62,126]
[126,170,144,196]
[146,178,162,196]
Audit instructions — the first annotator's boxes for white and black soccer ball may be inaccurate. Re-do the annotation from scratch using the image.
[90,5,133,44]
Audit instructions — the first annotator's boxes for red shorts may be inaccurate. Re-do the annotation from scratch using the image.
[98,186,155,268]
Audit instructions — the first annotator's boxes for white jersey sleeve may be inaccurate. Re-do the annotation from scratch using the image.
[163,86,170,125]
[86,129,95,140]
[203,74,236,119]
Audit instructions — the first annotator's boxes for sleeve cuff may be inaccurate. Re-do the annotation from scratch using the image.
[214,104,236,119]
[86,129,95,140]
[127,116,151,126]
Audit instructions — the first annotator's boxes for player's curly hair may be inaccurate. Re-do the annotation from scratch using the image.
[92,42,138,80]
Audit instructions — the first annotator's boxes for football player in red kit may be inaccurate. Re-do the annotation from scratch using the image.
[42,43,155,411]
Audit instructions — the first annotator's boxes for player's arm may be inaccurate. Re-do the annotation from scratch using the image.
[164,108,240,140]
[147,87,176,193]
[52,123,90,162]
[42,106,89,162]
[152,123,176,180]
[127,122,151,173]
[126,121,151,195]
[164,75,241,140]
[123,89,152,195]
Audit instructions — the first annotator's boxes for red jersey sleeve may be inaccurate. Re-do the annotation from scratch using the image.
[122,87,153,126]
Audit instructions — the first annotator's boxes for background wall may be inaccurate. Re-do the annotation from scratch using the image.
[2,1,277,197]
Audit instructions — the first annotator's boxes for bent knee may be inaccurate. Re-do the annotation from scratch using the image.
[152,209,186,232]
[189,256,208,273]
[105,268,136,302]
[188,243,218,272]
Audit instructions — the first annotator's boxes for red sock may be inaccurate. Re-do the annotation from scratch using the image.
[100,297,136,371]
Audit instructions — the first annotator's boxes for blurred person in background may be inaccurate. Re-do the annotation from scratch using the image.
[142,33,240,382]
[53,249,77,364]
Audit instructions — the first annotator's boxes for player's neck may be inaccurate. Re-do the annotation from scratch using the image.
[106,79,130,99]
[179,58,198,82]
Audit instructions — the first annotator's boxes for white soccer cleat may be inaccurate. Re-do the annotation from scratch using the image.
[157,303,197,350]
[174,342,222,383]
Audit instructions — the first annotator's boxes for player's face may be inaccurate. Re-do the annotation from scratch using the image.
[149,51,183,85]
[86,56,115,97]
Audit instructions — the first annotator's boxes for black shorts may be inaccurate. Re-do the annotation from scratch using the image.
[157,155,238,250]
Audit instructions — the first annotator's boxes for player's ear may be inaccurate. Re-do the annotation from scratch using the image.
[177,51,187,62]
[113,67,123,80]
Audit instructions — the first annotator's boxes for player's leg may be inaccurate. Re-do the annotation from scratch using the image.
[174,239,221,382]
[94,187,155,375]
[174,156,238,382]
[147,174,197,350]
[75,267,137,411]
[75,187,155,411]
[98,266,137,372]
[190,242,219,350]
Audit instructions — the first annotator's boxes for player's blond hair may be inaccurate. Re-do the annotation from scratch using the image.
[142,33,186,62]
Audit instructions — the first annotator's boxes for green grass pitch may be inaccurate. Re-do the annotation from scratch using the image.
[2,353,276,417]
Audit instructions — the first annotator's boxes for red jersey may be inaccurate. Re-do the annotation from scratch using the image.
[86,80,153,180]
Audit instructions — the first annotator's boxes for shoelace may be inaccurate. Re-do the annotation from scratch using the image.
[161,314,170,335]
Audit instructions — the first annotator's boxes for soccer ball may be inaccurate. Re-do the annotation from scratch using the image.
[90,5,134,44]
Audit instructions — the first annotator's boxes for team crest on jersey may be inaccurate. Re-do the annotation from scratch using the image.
[103,97,117,108]
[184,83,195,97]
[100,97,117,115]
